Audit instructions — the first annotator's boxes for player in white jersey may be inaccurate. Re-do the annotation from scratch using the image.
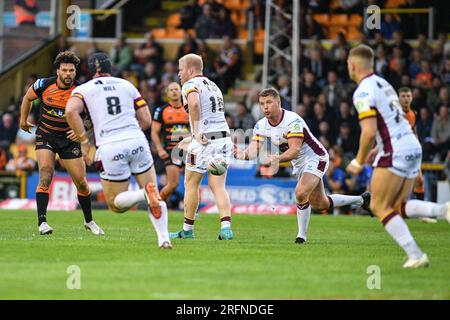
[169,53,234,240]
[65,53,172,249]
[346,45,450,268]
[235,88,371,244]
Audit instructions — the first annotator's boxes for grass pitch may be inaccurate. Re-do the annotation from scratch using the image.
[0,210,449,299]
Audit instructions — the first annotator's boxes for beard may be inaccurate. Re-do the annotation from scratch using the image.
[59,75,73,87]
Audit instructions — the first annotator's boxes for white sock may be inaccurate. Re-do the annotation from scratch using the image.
[297,202,311,240]
[404,200,446,219]
[329,194,363,207]
[384,215,423,260]
[183,222,194,231]
[221,219,231,229]
[148,201,170,245]
[114,189,145,211]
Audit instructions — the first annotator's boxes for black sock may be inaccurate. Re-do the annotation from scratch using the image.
[414,192,425,201]
[36,192,49,226]
[78,193,93,223]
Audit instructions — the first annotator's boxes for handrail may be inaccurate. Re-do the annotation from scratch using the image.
[379,8,430,14]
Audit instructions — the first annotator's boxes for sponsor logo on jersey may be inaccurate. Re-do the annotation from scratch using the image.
[356,92,369,98]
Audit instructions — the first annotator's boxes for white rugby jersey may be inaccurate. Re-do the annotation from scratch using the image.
[181,76,230,134]
[353,73,420,167]
[252,109,327,169]
[71,77,147,146]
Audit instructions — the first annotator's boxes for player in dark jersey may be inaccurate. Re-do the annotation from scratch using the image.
[19,51,104,235]
[151,82,190,201]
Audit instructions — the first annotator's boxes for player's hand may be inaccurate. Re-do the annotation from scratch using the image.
[67,130,79,142]
[346,159,363,176]
[177,136,192,151]
[20,121,35,133]
[158,149,169,160]
[81,143,92,166]
[233,145,244,159]
[268,154,280,166]
[194,132,208,145]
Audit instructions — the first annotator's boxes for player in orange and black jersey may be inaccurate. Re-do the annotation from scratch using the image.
[151,82,190,201]
[398,87,426,202]
[19,51,104,235]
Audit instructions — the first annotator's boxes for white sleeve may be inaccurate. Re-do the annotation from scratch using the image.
[181,81,199,105]
[353,86,377,121]
[252,121,265,142]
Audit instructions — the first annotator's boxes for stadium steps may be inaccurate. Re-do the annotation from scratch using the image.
[161,1,189,11]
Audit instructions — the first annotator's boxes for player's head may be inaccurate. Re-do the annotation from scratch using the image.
[178,54,203,85]
[165,82,181,103]
[88,52,112,78]
[398,87,413,111]
[54,51,79,87]
[259,88,282,119]
[347,44,374,83]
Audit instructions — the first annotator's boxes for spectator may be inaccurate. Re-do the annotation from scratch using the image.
[426,77,443,113]
[0,147,12,171]
[438,87,450,109]
[372,31,389,53]
[416,107,433,144]
[179,0,201,30]
[336,122,358,157]
[336,0,362,14]
[161,61,178,84]
[301,13,325,40]
[195,4,215,39]
[215,36,242,93]
[415,61,433,89]
[431,105,450,161]
[333,48,350,83]
[246,87,263,121]
[380,13,400,40]
[330,33,350,61]
[53,35,70,60]
[234,102,255,132]
[336,101,359,136]
[225,112,235,130]
[408,49,422,79]
[390,31,412,59]
[177,32,199,60]
[322,70,346,110]
[325,147,349,213]
[306,48,330,85]
[440,58,450,87]
[5,144,35,175]
[202,0,225,17]
[300,72,321,98]
[318,121,335,145]
[374,45,389,77]
[417,33,433,61]
[399,0,424,39]
[277,75,291,109]
[197,40,217,77]
[0,113,18,149]
[109,35,133,75]
[141,62,160,89]
[134,32,164,71]
[211,7,237,39]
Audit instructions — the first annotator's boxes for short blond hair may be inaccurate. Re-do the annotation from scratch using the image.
[349,44,374,69]
[178,53,203,72]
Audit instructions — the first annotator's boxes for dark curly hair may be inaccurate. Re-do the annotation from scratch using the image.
[53,51,80,69]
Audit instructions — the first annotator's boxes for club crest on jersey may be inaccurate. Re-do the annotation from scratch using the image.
[356,92,369,99]
[72,148,81,156]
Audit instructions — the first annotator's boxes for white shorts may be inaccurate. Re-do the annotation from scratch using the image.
[293,154,329,181]
[186,137,233,174]
[387,148,422,179]
[95,137,154,182]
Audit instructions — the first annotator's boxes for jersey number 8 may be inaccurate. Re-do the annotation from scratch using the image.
[106,97,122,115]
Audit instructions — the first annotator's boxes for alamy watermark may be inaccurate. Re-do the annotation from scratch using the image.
[366,5,381,30]
[66,5,81,30]
[66,265,81,290]
[366,265,381,290]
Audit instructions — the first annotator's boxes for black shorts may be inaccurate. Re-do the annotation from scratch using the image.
[163,147,185,168]
[35,129,82,159]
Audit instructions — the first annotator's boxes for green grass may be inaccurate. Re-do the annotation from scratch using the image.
[1,210,450,299]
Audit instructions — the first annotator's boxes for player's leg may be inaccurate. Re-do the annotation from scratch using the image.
[397,177,449,223]
[208,171,233,240]
[62,156,104,235]
[134,167,172,249]
[413,171,425,200]
[170,169,203,239]
[294,172,321,243]
[370,168,428,267]
[159,164,180,201]
[35,149,56,234]
[309,179,371,213]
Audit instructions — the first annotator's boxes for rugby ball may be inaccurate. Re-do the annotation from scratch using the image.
[207,154,228,176]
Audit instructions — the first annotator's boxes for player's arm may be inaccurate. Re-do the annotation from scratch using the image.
[19,85,38,133]
[234,140,261,160]
[66,96,88,143]
[347,117,377,175]
[151,121,168,159]
[135,106,152,131]
[187,91,207,144]
[277,136,303,163]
